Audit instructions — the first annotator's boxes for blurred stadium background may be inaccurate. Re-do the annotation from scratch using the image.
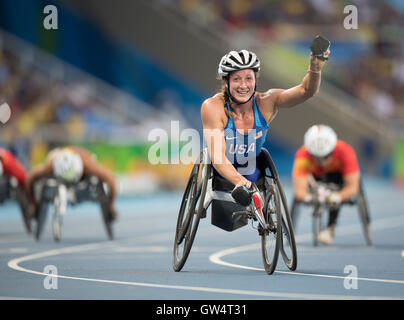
[1,0,404,194]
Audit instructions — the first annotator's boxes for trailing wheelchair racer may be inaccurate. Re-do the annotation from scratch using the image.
[291,124,371,246]
[27,146,118,241]
[0,148,31,233]
[0,174,31,233]
[33,175,114,241]
[291,177,371,246]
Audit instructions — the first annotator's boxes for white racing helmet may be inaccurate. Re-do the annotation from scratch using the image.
[304,124,337,158]
[218,49,260,78]
[52,149,84,183]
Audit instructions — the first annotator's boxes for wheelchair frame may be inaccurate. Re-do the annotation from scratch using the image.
[291,180,372,246]
[173,148,297,275]
[0,176,31,233]
[34,176,114,241]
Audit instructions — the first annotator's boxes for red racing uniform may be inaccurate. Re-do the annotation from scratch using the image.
[292,140,360,181]
[0,147,27,187]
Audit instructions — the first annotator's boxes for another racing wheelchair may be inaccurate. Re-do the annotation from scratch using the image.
[34,175,114,241]
[291,177,372,246]
[173,148,297,275]
[0,175,31,233]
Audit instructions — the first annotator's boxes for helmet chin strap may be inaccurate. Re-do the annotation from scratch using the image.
[229,92,255,105]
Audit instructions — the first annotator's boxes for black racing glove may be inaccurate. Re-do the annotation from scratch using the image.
[310,35,330,61]
[231,185,252,207]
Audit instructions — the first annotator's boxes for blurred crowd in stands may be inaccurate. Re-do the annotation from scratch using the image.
[162,0,404,130]
[0,43,132,168]
[0,40,192,189]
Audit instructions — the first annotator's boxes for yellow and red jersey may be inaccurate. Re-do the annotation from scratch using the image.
[292,140,359,178]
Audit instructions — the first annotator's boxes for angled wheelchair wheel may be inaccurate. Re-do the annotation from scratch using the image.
[357,183,372,246]
[35,200,50,241]
[16,190,32,234]
[97,182,114,240]
[173,151,211,272]
[290,198,300,231]
[52,210,63,242]
[261,148,297,271]
[261,184,282,275]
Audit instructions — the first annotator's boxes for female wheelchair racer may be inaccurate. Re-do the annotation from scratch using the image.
[173,147,297,275]
[173,38,330,274]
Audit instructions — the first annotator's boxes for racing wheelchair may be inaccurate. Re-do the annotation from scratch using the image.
[34,175,114,241]
[0,176,31,233]
[290,177,372,246]
[173,148,297,275]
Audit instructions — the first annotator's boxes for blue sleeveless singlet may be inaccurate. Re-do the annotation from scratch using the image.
[222,96,269,182]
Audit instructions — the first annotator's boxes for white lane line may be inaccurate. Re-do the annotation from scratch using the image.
[210,214,404,286]
[6,215,404,299]
[6,242,394,300]
[7,239,395,300]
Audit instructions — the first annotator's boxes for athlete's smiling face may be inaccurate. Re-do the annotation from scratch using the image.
[228,69,256,104]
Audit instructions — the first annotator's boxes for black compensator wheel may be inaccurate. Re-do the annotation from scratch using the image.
[261,184,282,275]
[357,184,372,246]
[35,200,50,241]
[173,151,210,272]
[16,189,32,234]
[290,198,300,231]
[97,182,114,240]
[35,181,59,241]
[52,209,63,242]
[312,205,323,247]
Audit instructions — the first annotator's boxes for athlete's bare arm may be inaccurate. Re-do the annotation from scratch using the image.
[84,159,117,213]
[257,52,329,117]
[339,172,360,201]
[293,175,311,201]
[66,146,118,215]
[201,94,250,188]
